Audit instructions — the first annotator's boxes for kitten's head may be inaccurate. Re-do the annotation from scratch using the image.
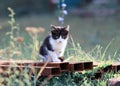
[50,25,69,43]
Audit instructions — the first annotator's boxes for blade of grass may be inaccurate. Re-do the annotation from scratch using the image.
[36,57,51,80]
[101,39,114,61]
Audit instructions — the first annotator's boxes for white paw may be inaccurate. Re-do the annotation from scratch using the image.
[52,58,61,62]
[48,51,61,62]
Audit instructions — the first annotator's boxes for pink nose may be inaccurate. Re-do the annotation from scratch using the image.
[59,41,62,43]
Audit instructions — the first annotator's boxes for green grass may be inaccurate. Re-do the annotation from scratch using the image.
[0,8,120,86]
[1,13,120,54]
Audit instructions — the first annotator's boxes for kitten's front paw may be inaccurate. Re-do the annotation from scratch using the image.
[58,56,64,62]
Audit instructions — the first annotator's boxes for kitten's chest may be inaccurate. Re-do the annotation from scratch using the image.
[50,40,67,51]
[53,42,66,51]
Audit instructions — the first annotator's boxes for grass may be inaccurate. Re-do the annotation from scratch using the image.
[1,13,120,54]
[0,8,120,85]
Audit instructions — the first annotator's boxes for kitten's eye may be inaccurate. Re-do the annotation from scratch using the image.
[62,36,67,39]
[51,30,60,39]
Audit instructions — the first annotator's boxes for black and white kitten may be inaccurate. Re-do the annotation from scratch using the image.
[39,25,69,62]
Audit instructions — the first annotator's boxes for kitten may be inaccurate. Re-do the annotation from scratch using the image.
[39,25,69,62]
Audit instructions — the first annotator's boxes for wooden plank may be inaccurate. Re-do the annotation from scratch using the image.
[0,65,60,76]
[94,62,120,73]
[69,62,84,72]
[112,63,120,73]
[35,62,69,72]
[84,61,93,70]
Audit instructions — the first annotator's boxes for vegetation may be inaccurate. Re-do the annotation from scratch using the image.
[0,8,120,86]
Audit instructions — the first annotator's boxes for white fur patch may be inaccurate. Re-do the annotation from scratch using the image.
[49,36,68,58]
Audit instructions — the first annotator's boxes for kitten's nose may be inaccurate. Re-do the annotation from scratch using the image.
[59,41,62,43]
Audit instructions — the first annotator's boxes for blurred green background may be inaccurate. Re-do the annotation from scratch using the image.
[0,0,120,56]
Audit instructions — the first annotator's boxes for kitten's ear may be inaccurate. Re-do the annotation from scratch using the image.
[50,24,56,31]
[65,25,69,31]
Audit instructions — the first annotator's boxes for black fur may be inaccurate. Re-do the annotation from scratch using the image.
[39,36,54,56]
